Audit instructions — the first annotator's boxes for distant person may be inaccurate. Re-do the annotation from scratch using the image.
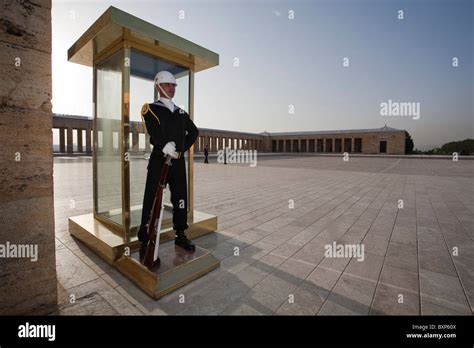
[204,146,209,163]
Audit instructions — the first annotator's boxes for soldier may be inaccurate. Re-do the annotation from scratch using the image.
[139,71,199,264]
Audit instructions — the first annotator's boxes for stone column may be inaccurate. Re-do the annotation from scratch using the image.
[0,0,58,314]
[77,128,83,152]
[86,126,92,154]
[132,129,139,152]
[67,127,73,154]
[145,133,151,153]
[59,127,65,153]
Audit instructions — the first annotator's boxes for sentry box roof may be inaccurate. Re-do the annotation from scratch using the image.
[67,6,219,72]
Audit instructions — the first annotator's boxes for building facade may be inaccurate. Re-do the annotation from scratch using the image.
[52,115,407,156]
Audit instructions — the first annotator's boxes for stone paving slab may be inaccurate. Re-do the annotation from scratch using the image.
[53,156,474,315]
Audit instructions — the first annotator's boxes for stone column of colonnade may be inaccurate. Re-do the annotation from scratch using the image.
[67,127,73,154]
[132,128,139,152]
[59,127,66,152]
[77,128,83,152]
[145,133,151,153]
[86,126,92,153]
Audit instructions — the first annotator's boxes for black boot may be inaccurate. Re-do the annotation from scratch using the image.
[175,230,196,251]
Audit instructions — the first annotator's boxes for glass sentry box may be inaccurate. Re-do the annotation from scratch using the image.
[68,6,220,298]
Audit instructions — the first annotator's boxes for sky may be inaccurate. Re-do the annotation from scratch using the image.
[52,0,473,150]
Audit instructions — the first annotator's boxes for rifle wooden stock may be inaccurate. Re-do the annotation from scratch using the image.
[143,155,173,269]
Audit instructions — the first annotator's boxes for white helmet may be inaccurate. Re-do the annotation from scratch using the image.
[154,71,177,86]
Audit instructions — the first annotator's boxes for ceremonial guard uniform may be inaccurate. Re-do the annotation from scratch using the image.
[139,71,199,261]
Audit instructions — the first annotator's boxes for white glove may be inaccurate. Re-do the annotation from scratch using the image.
[162,141,178,159]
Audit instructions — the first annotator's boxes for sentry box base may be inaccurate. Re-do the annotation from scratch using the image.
[68,210,219,299]
[68,210,217,264]
[115,243,219,299]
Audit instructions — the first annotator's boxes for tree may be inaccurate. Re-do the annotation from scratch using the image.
[405,131,414,154]
[440,139,473,155]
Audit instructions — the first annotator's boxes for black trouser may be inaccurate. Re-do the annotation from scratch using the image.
[138,156,189,243]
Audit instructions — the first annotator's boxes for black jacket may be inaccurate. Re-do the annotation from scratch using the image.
[141,100,199,159]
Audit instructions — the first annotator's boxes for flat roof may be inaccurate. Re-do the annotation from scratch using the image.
[67,6,219,72]
[265,125,405,136]
[198,127,261,137]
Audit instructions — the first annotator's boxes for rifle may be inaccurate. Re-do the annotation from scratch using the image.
[143,155,173,269]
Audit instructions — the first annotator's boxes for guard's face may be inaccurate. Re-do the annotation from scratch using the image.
[158,83,176,98]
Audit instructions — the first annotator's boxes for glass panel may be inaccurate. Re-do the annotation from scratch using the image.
[95,49,123,227]
[129,48,190,231]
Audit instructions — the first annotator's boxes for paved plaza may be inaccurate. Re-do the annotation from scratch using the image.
[54,155,474,315]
